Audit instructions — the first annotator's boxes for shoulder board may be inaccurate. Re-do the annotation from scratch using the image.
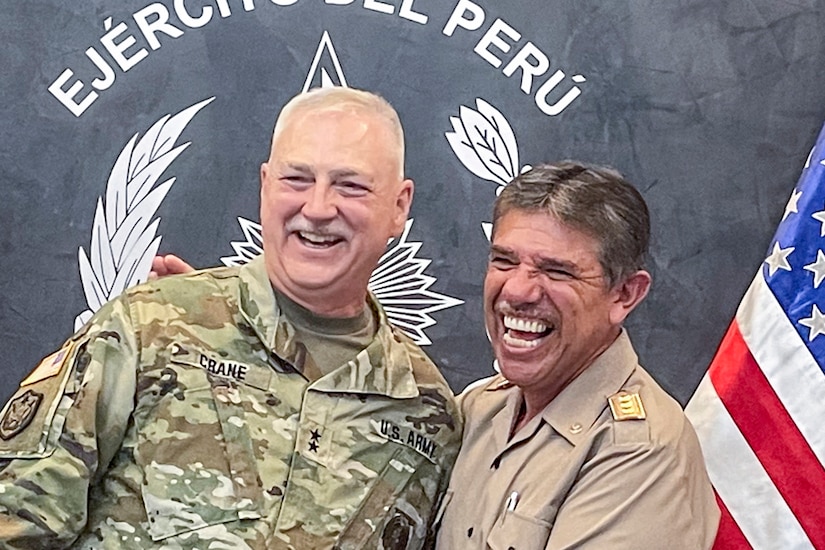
[608,391,646,421]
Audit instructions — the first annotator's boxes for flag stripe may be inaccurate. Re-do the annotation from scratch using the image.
[708,321,825,546]
[713,492,751,550]
[737,273,825,468]
[687,122,825,548]
[686,375,811,549]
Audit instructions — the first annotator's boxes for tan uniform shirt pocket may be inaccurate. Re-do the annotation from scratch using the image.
[487,510,552,550]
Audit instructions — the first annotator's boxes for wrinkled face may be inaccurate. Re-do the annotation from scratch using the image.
[260,107,413,317]
[484,209,627,396]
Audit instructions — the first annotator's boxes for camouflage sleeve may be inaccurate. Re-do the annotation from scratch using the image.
[0,296,138,548]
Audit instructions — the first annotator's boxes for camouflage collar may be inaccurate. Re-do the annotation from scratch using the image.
[237,256,419,399]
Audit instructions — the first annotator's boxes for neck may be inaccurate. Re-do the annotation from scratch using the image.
[513,328,623,435]
[270,282,368,319]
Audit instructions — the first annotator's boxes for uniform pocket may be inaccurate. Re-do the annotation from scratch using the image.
[138,381,262,541]
[336,446,434,550]
[487,510,551,550]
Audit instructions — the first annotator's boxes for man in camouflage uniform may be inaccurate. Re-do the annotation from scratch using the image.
[0,87,461,549]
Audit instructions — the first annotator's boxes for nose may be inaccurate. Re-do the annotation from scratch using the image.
[499,265,543,305]
[301,181,337,221]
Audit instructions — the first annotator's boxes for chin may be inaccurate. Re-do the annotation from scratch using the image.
[496,358,535,384]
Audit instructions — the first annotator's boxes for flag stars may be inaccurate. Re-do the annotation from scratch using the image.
[799,304,825,341]
[804,250,825,288]
[782,189,802,221]
[812,209,825,237]
[764,242,795,276]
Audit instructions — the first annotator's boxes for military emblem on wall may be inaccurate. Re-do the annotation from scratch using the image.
[73,32,465,346]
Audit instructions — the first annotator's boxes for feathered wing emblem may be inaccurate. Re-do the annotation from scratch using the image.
[74,98,214,329]
[446,98,530,239]
[220,218,463,346]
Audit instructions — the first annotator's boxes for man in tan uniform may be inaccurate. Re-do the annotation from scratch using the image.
[435,162,719,549]
[0,88,461,549]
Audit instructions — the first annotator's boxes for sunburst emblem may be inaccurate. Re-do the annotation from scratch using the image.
[76,32,463,345]
[221,218,462,346]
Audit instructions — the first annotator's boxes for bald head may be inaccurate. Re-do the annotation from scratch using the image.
[270,87,406,179]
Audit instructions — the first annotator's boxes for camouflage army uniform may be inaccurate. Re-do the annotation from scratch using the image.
[0,256,461,549]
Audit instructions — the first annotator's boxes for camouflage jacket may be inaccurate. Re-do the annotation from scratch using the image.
[0,256,461,549]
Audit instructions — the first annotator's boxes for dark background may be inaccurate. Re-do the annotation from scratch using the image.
[2,0,824,405]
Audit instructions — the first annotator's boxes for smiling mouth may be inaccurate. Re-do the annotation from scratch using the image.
[502,315,552,348]
[296,230,344,249]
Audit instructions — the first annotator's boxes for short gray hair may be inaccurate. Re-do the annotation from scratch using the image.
[271,87,405,178]
[492,161,650,287]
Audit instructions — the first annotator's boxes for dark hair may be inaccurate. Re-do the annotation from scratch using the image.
[492,161,650,286]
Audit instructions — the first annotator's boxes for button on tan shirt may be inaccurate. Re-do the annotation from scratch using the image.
[435,331,719,549]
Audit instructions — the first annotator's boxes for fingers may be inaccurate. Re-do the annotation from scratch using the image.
[163,254,195,274]
[149,254,195,279]
[148,255,167,279]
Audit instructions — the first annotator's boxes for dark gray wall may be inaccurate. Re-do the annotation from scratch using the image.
[2,0,825,406]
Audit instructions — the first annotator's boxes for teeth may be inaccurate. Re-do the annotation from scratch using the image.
[503,333,541,348]
[503,316,547,333]
[298,231,339,244]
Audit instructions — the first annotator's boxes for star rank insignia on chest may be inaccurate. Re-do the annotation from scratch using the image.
[308,428,322,452]
[608,391,646,421]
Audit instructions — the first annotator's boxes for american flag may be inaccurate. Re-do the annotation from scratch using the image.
[686,123,825,549]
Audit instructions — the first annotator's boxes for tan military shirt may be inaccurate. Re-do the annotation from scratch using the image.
[435,331,719,550]
[0,256,461,549]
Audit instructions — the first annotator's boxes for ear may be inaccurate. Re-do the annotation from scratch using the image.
[608,270,651,326]
[391,178,414,237]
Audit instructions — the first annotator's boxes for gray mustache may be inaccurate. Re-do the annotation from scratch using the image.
[285,216,351,239]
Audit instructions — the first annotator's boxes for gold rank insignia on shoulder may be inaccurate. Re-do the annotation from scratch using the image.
[20,341,76,387]
[608,391,646,421]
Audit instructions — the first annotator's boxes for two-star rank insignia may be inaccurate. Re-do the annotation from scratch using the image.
[308,428,322,452]
[608,391,646,421]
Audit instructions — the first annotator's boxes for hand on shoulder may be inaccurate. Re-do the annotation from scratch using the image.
[149,254,195,279]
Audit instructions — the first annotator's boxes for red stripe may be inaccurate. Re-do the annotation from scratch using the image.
[712,492,751,550]
[709,321,825,547]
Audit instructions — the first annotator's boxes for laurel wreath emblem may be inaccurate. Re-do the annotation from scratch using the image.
[74,98,214,329]
[445,98,531,240]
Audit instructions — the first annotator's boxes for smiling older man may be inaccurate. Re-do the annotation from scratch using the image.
[0,88,461,549]
[435,162,719,549]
